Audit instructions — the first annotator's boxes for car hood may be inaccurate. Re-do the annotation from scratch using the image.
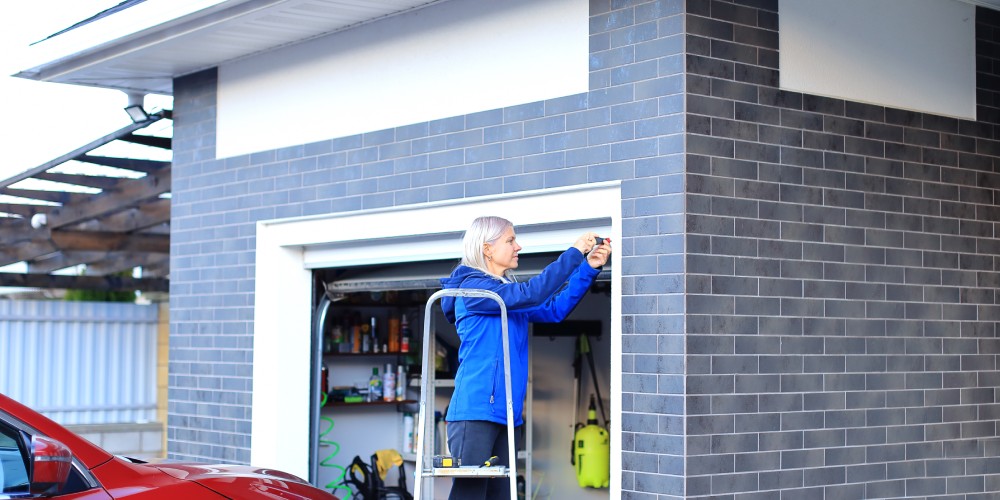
[151,462,335,499]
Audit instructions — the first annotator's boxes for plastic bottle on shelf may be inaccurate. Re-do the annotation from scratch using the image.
[395,365,406,401]
[402,413,415,454]
[361,315,371,353]
[368,367,382,402]
[330,321,343,352]
[388,314,400,353]
[340,317,352,353]
[383,363,396,402]
[369,316,378,353]
[400,314,411,353]
[351,314,362,353]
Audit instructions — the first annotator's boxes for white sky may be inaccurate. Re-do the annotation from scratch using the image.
[0,1,172,182]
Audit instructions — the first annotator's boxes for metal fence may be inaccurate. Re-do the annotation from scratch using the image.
[0,300,159,425]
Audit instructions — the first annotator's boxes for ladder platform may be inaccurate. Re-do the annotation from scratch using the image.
[424,466,509,477]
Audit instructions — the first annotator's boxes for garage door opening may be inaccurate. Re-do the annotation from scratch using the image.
[309,255,613,499]
[251,181,623,496]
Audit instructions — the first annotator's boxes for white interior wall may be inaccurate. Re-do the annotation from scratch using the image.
[779,0,976,119]
[217,0,588,159]
[530,292,610,500]
[252,182,623,496]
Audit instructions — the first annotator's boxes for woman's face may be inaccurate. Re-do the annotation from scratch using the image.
[485,225,521,275]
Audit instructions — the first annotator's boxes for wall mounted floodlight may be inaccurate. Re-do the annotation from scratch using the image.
[124,104,150,122]
[123,92,149,123]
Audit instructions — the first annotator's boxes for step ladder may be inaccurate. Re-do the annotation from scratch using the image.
[413,288,517,500]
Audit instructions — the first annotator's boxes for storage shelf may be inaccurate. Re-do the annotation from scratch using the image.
[410,378,455,387]
[324,351,413,358]
[325,399,417,408]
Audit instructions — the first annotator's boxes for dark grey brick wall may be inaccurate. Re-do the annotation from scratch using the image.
[685,1,1000,499]
[168,1,687,492]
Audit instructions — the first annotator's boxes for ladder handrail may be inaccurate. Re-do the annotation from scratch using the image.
[413,288,517,500]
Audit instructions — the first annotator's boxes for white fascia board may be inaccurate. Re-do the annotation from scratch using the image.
[15,0,233,82]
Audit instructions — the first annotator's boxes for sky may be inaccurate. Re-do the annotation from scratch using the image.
[0,1,172,183]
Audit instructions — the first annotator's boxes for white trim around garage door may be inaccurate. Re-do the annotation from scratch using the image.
[251,181,623,496]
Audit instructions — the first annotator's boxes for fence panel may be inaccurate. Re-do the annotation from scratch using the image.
[0,300,158,425]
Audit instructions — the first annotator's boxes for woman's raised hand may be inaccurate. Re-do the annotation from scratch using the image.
[587,237,612,269]
[573,232,600,255]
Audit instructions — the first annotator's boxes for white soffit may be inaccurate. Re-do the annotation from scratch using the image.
[14,0,448,94]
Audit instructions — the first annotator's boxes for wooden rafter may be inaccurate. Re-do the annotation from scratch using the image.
[68,198,170,233]
[35,172,121,190]
[121,134,171,150]
[84,253,169,276]
[76,154,169,174]
[49,230,169,254]
[26,251,106,274]
[0,272,168,292]
[0,203,47,218]
[44,169,169,228]
[0,187,88,204]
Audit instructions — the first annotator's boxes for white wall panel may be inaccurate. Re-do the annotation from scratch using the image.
[217,0,588,158]
[780,0,976,119]
[0,301,158,425]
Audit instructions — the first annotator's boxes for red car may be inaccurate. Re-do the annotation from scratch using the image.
[0,393,338,499]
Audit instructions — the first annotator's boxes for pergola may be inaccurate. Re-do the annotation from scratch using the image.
[0,112,171,293]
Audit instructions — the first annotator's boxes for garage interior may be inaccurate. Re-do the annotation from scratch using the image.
[310,253,612,499]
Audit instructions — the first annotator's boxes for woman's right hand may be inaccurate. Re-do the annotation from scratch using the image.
[573,232,599,255]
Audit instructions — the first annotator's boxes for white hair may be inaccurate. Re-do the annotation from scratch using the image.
[461,216,514,280]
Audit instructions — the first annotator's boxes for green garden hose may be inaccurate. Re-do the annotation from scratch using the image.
[318,393,353,497]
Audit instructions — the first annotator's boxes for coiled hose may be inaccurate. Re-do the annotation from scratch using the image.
[318,392,353,497]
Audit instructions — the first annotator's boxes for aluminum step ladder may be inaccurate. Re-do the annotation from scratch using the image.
[413,288,517,500]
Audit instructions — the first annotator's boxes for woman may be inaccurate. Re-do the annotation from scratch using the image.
[439,216,611,499]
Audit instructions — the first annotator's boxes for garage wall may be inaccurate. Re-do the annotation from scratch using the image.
[169,2,687,495]
[684,2,1000,498]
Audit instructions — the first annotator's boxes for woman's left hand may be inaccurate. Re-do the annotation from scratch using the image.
[587,237,612,269]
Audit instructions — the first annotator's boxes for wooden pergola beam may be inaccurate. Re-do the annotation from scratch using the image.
[35,172,121,190]
[49,230,169,254]
[121,134,171,150]
[26,251,106,274]
[0,203,47,218]
[68,198,170,233]
[0,272,168,292]
[45,168,170,228]
[0,187,86,204]
[76,154,169,174]
[85,253,169,276]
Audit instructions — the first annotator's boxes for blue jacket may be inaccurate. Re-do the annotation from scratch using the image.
[440,248,600,426]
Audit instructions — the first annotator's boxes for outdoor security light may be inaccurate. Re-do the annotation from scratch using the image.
[124,104,150,123]
[123,91,149,123]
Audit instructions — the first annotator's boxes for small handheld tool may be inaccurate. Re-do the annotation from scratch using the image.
[433,455,460,468]
[482,456,500,467]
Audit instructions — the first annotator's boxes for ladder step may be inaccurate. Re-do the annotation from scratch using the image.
[423,466,509,477]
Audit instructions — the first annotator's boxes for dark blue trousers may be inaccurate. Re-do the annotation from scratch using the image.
[446,420,523,500]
